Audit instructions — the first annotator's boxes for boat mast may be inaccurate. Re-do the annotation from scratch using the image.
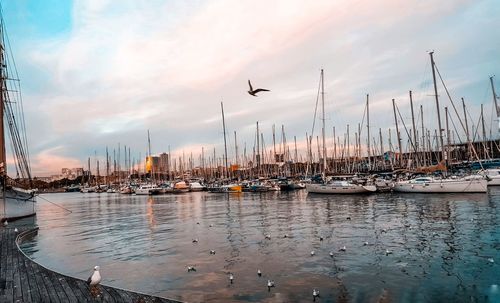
[429,52,446,164]
[445,107,451,163]
[366,94,371,171]
[409,91,420,167]
[461,98,471,161]
[321,69,327,179]
[0,22,5,186]
[221,102,228,179]
[392,99,402,167]
[490,76,499,134]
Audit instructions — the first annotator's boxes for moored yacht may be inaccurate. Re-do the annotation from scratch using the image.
[392,175,487,193]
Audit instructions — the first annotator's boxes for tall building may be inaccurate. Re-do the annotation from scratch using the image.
[159,153,169,174]
[145,156,160,173]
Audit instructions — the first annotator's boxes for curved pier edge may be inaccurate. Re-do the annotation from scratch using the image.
[8,227,182,303]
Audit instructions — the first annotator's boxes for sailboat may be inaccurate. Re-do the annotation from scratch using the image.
[0,11,37,221]
[305,69,377,194]
[393,52,487,193]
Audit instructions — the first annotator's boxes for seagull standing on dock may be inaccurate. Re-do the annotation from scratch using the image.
[3,220,7,227]
[86,266,101,293]
[247,80,270,97]
[258,269,262,276]
[229,273,234,284]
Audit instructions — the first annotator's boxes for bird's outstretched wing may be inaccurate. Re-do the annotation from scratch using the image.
[248,80,253,91]
[253,88,270,93]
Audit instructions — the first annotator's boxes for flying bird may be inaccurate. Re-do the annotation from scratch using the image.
[247,80,270,97]
[86,266,101,293]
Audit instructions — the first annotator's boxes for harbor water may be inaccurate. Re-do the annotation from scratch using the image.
[19,190,500,302]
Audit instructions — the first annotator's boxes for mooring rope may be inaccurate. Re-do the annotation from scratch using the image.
[37,195,73,213]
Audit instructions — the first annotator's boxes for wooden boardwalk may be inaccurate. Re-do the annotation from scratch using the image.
[0,227,182,303]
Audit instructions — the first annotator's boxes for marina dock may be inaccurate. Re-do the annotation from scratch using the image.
[0,227,181,303]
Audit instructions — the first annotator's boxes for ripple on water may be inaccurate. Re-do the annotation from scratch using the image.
[18,189,500,302]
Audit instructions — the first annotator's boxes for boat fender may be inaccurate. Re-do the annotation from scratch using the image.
[440,183,443,188]
[411,185,414,188]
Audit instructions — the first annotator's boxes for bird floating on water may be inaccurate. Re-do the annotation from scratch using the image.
[14,228,18,233]
[247,80,270,97]
[488,258,494,263]
[192,238,199,243]
[339,246,346,252]
[284,234,288,238]
[187,266,196,272]
[209,250,216,255]
[86,266,101,293]
[311,251,315,256]
[267,280,275,291]
[258,269,262,276]
[313,289,320,300]
[229,273,234,283]
[364,241,369,246]
[319,236,324,241]
[209,224,213,227]
[385,249,393,256]
[381,228,387,233]
[3,220,7,227]
[346,216,351,220]
[329,251,334,257]
[265,234,271,240]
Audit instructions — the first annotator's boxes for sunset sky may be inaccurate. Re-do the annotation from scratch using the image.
[2,0,500,176]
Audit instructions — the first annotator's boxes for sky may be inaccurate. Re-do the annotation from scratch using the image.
[1,0,500,177]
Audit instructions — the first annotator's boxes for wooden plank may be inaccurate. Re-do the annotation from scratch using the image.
[2,228,182,303]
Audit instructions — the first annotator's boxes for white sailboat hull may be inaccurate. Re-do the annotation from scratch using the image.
[306,183,377,194]
[0,188,36,221]
[393,178,487,193]
[135,188,151,195]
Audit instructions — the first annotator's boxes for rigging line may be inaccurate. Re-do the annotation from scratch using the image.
[434,64,467,133]
[37,195,72,214]
[395,103,417,153]
[448,110,463,145]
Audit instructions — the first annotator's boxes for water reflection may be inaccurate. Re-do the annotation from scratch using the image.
[16,189,500,303]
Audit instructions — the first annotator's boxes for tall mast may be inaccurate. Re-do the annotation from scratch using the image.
[429,51,446,163]
[420,105,426,166]
[234,131,238,167]
[445,107,451,163]
[321,69,327,178]
[392,99,403,167]
[409,90,419,166]
[490,76,499,134]
[366,94,371,171]
[221,102,228,178]
[462,98,471,161]
[0,22,5,180]
[256,121,260,174]
[379,128,383,169]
